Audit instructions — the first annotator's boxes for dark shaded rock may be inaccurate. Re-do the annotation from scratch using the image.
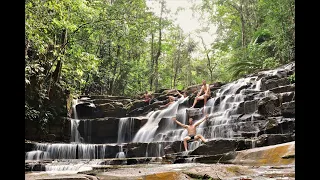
[240,89,260,95]
[28,163,46,171]
[190,139,239,156]
[126,143,148,157]
[78,118,118,143]
[235,84,251,94]
[154,94,171,101]
[126,158,138,165]
[95,102,127,118]
[244,99,258,114]
[255,134,294,147]
[185,85,201,95]
[278,92,295,104]
[129,142,155,157]
[81,95,128,100]
[25,142,36,152]
[238,113,264,122]
[78,118,141,143]
[269,84,295,94]
[75,102,96,119]
[93,99,132,106]
[260,117,295,135]
[264,78,291,91]
[174,158,187,164]
[186,108,203,117]
[281,101,295,117]
[257,96,281,117]
[194,151,237,164]
[109,159,127,165]
[215,95,226,106]
[236,101,245,114]
[211,82,223,88]
[228,114,244,123]
[45,134,56,142]
[126,101,165,117]
[282,154,295,159]
[126,100,147,112]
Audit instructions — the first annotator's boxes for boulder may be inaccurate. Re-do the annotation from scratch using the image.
[269,84,295,94]
[281,101,295,117]
[255,134,295,147]
[190,139,239,156]
[257,96,281,117]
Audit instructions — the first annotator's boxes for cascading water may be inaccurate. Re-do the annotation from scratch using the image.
[132,97,187,143]
[25,62,294,175]
[71,99,81,143]
[115,145,126,158]
[26,143,119,160]
[117,117,135,143]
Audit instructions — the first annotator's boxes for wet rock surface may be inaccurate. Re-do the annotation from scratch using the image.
[26,62,295,180]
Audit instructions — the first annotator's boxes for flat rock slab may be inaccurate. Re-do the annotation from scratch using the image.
[232,141,295,166]
[25,173,98,180]
[26,163,295,180]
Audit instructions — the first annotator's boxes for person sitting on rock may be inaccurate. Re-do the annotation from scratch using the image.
[191,79,211,108]
[142,91,152,105]
[172,114,208,151]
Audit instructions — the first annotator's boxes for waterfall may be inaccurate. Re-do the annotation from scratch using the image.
[117,117,135,143]
[72,99,79,119]
[25,62,295,168]
[115,145,126,158]
[25,143,119,160]
[71,99,81,143]
[132,98,184,142]
[25,150,50,160]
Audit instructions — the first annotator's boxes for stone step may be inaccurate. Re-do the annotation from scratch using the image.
[269,84,295,94]
[79,95,129,100]
[92,99,133,105]
[25,157,164,172]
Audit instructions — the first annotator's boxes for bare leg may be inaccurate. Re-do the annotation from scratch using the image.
[191,95,204,108]
[203,94,209,106]
[183,136,191,151]
[191,97,198,108]
[195,134,207,143]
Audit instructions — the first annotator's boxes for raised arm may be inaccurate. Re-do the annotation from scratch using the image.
[172,117,188,128]
[194,114,209,127]
[176,90,183,97]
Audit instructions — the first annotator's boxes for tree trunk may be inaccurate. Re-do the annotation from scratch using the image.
[110,45,120,95]
[25,39,29,58]
[239,1,246,47]
[174,41,182,88]
[48,29,67,97]
[154,2,163,92]
[150,32,154,91]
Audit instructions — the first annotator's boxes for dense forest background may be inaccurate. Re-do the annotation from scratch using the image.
[25,0,294,134]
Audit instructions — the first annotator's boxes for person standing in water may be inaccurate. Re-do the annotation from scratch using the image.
[191,79,211,108]
[172,114,208,151]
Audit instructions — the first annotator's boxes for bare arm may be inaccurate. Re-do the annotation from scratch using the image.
[197,86,204,97]
[194,114,209,127]
[176,90,183,97]
[161,101,173,108]
[172,117,188,128]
